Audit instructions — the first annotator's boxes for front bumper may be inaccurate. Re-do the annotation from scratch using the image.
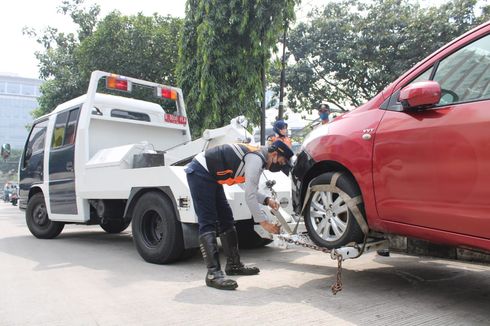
[291,150,316,214]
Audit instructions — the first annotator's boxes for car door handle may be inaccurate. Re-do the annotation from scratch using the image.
[66,161,74,172]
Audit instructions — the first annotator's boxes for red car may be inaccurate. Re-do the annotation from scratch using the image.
[292,21,490,252]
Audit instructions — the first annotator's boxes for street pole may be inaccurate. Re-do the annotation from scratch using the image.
[261,61,266,145]
[278,23,287,120]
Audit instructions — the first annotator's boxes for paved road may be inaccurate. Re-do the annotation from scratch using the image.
[1,202,489,325]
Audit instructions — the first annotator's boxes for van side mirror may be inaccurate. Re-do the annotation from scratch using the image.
[1,144,11,160]
[399,81,441,110]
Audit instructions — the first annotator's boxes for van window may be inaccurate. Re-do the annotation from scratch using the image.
[111,109,150,122]
[432,34,490,104]
[51,111,69,148]
[23,120,48,168]
[65,109,80,145]
[51,108,80,148]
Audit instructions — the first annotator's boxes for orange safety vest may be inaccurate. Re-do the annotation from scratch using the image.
[268,135,292,148]
[205,144,266,186]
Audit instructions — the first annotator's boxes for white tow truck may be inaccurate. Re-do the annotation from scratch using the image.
[18,71,294,263]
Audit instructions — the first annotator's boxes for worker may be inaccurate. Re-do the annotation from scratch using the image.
[267,120,292,148]
[318,103,331,125]
[185,140,294,290]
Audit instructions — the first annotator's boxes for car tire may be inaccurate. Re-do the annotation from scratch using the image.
[235,218,273,249]
[26,193,64,239]
[304,172,365,248]
[100,218,131,234]
[131,192,185,264]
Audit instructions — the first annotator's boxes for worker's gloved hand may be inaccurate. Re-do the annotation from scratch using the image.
[260,221,280,234]
[267,199,280,211]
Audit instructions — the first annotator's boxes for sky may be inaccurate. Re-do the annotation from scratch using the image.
[0,0,187,79]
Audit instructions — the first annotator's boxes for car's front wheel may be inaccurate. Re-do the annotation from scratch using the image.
[304,172,365,248]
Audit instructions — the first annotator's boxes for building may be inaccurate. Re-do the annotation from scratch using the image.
[0,74,42,149]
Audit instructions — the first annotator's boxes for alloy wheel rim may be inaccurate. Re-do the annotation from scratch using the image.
[309,191,349,242]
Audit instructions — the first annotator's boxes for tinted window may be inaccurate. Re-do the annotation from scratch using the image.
[111,109,150,122]
[51,111,69,148]
[64,108,80,145]
[23,120,48,167]
[433,34,490,105]
[51,108,80,148]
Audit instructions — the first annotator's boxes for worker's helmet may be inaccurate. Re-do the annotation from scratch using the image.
[273,120,288,135]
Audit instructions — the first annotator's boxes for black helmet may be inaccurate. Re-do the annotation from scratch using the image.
[273,120,288,135]
[270,140,294,175]
[318,103,330,112]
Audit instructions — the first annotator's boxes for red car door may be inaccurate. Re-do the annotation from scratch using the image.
[373,32,490,239]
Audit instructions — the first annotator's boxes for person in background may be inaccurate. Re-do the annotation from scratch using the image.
[318,103,331,125]
[267,120,292,148]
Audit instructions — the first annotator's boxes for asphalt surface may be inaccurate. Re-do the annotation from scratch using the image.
[1,201,489,325]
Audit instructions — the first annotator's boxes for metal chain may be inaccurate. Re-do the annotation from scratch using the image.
[276,234,343,294]
[276,234,332,253]
[331,255,343,295]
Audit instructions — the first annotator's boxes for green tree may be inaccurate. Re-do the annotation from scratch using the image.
[177,0,298,137]
[26,0,183,118]
[286,0,490,111]
[0,149,22,183]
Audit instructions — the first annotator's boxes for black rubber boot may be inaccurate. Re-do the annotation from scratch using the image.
[199,231,238,290]
[221,227,260,276]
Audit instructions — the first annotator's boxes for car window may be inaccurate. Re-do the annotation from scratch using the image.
[23,120,48,168]
[409,67,433,85]
[432,34,490,105]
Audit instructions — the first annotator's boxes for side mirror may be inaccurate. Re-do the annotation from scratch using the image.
[399,81,441,110]
[1,144,11,160]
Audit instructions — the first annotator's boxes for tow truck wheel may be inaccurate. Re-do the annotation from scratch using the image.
[131,192,184,264]
[100,219,131,234]
[26,193,64,239]
[304,172,365,249]
[235,218,273,249]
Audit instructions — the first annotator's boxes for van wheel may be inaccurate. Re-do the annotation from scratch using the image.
[304,172,365,249]
[26,193,64,239]
[100,219,131,234]
[132,192,184,264]
[235,218,273,249]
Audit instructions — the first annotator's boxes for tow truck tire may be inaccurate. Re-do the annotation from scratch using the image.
[132,192,184,264]
[235,218,273,249]
[26,193,64,239]
[100,219,131,234]
[304,172,365,249]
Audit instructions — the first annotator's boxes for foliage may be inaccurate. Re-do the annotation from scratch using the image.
[25,0,183,118]
[285,0,490,111]
[0,149,22,183]
[177,0,298,137]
